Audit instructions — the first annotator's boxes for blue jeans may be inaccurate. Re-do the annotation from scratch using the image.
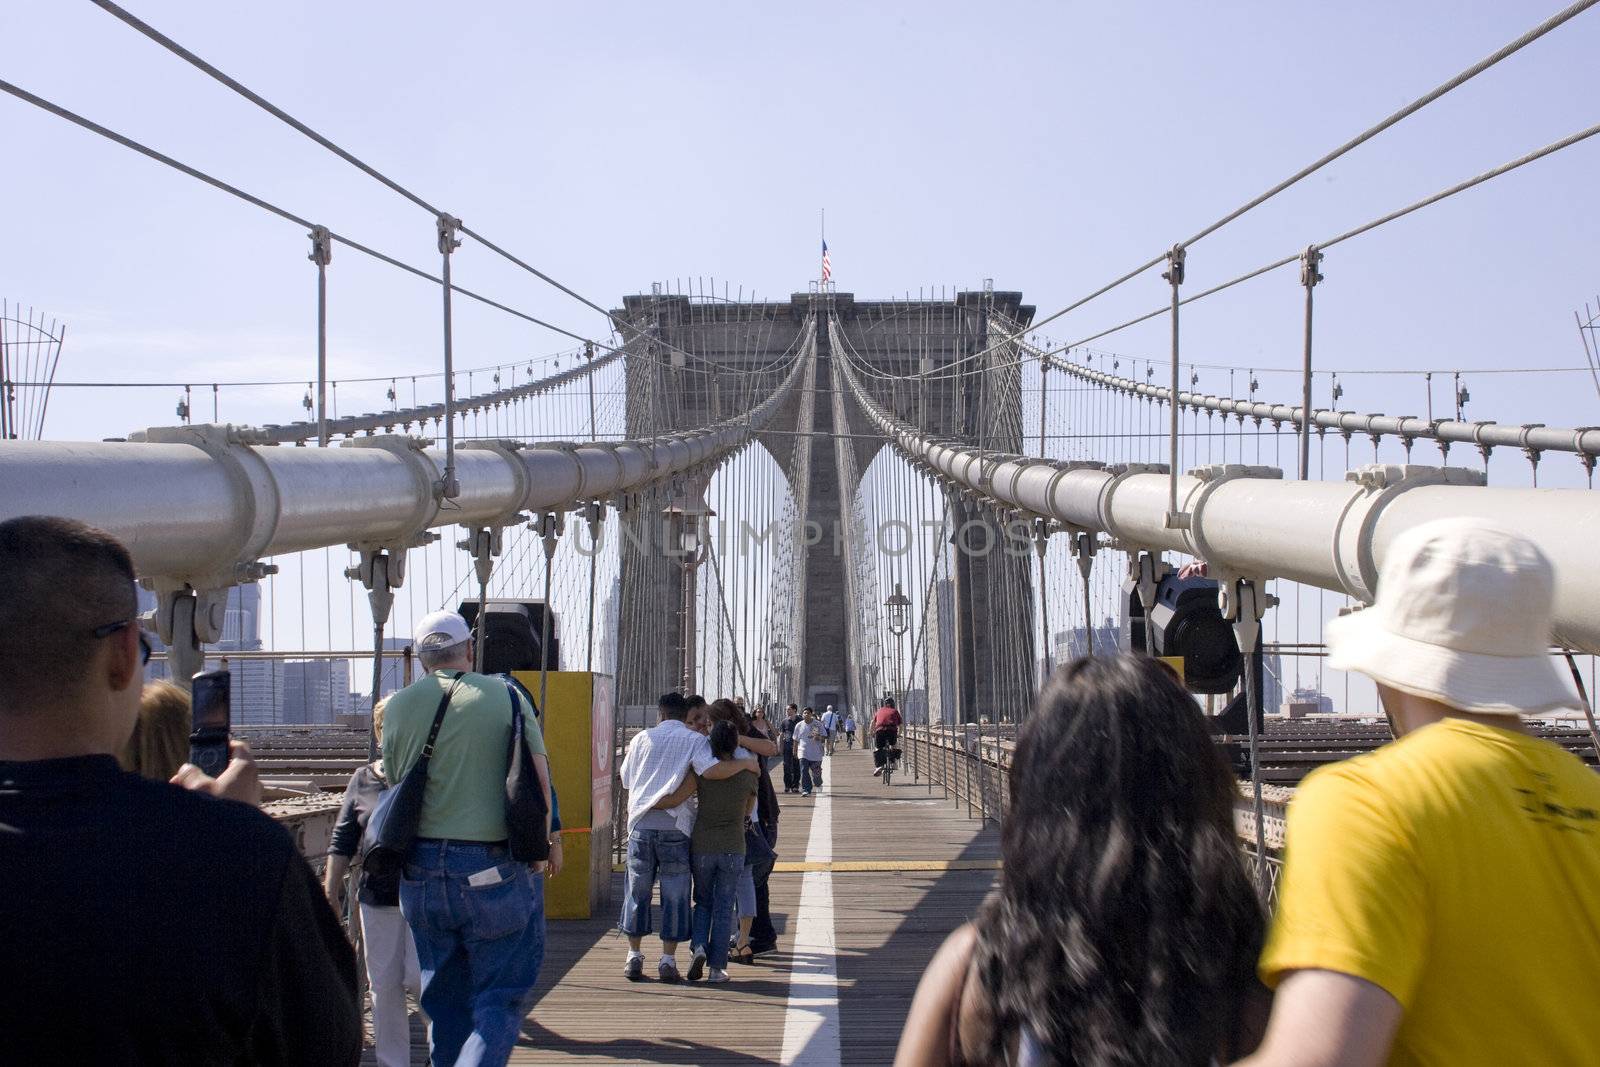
[801,759,823,792]
[400,841,545,1067]
[619,828,692,942]
[691,852,742,969]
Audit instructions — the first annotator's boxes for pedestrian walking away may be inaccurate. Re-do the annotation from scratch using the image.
[325,697,423,1067]
[872,698,903,776]
[618,692,757,984]
[382,609,554,1067]
[896,655,1267,1066]
[682,721,758,984]
[1240,518,1600,1067]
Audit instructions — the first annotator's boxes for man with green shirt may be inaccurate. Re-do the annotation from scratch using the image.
[383,609,553,1067]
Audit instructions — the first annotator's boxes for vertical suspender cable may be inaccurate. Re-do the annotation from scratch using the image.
[1298,247,1324,480]
[1163,246,1186,522]
[437,215,463,499]
[308,225,333,447]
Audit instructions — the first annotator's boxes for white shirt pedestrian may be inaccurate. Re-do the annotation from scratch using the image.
[795,719,826,762]
[620,718,719,836]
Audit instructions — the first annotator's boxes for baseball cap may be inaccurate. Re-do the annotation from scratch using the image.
[413,609,472,652]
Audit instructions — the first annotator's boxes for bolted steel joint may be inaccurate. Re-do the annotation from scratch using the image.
[436,214,463,255]
[1161,244,1186,287]
[307,225,333,267]
[1299,245,1323,288]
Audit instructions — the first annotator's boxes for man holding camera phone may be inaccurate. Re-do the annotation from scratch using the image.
[0,516,361,1064]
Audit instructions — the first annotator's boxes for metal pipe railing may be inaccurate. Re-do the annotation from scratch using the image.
[1040,346,1600,466]
[839,356,1600,655]
[0,339,808,585]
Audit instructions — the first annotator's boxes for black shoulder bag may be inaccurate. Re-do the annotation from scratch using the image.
[503,680,551,864]
[361,676,462,879]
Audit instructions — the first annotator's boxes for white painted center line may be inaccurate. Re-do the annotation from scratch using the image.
[779,754,840,1065]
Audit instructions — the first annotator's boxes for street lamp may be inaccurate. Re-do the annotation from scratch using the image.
[885,582,911,717]
[664,500,714,694]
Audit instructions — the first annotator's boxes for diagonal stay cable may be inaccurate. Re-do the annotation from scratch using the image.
[0,77,716,376]
[954,0,1600,371]
[90,0,718,369]
[0,78,592,346]
[90,0,442,215]
[848,117,1600,389]
[1044,120,1600,357]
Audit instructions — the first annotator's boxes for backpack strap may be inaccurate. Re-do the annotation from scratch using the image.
[420,675,464,761]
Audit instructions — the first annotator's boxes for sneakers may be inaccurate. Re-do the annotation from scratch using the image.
[624,954,644,982]
[800,790,812,797]
[872,766,883,776]
[706,968,731,984]
[658,956,682,984]
[687,949,707,983]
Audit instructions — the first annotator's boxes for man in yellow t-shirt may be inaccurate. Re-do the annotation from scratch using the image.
[1238,519,1600,1067]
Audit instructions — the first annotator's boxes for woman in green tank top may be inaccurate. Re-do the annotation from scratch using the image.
[686,721,756,984]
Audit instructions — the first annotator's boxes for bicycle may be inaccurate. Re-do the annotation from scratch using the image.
[882,746,899,786]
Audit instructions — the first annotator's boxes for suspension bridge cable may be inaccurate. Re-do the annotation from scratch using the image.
[841,115,1600,394]
[89,0,720,370]
[0,77,721,380]
[970,0,1600,364]
[1046,119,1600,357]
[0,77,601,347]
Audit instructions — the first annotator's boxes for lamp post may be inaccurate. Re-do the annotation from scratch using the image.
[886,582,911,718]
[665,501,714,695]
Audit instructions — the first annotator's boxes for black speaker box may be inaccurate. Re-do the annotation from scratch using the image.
[457,599,561,676]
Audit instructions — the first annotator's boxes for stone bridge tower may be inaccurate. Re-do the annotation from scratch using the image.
[611,288,1035,723]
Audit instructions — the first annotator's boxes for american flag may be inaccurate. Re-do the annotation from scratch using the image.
[820,240,832,284]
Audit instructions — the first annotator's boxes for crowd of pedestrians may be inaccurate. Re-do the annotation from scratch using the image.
[9,509,1596,1065]
[618,689,791,984]
[900,518,1600,1066]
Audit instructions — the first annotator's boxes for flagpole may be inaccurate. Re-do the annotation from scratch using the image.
[820,208,825,287]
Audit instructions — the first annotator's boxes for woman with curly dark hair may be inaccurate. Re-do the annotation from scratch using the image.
[896,654,1269,1066]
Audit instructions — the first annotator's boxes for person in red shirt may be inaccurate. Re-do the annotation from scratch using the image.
[871,698,902,776]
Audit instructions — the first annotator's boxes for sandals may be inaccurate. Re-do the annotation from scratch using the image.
[730,944,756,965]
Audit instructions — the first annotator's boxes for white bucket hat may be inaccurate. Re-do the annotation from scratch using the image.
[1326,517,1578,716]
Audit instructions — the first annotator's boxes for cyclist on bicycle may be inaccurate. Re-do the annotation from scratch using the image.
[871,697,903,777]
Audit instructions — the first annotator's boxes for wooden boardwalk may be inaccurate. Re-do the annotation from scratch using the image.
[366,744,999,1065]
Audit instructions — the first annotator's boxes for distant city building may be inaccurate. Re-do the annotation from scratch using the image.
[1284,685,1335,718]
[137,585,358,725]
[1262,654,1286,715]
[215,583,262,652]
[360,637,413,706]
[1056,618,1119,663]
[280,659,350,725]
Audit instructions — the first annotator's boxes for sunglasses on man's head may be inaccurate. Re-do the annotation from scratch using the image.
[93,619,152,666]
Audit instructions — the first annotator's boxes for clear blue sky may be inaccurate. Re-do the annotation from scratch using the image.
[5,0,1598,451]
[6,1,1599,710]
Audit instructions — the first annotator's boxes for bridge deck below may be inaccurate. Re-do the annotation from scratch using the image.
[368,744,999,1065]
